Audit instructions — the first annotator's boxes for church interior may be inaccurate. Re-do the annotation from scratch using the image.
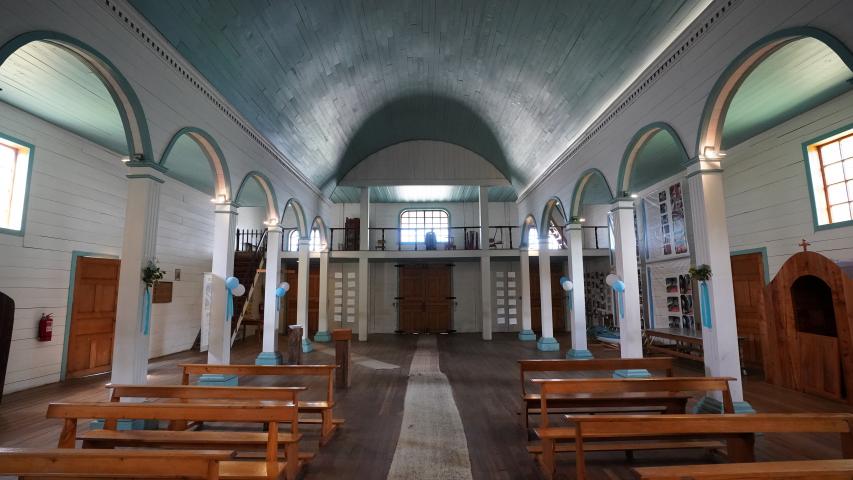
[1,0,853,478]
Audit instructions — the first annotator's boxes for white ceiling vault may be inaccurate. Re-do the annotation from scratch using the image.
[123,0,711,203]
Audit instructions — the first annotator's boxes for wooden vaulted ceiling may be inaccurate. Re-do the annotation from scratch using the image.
[128,0,708,201]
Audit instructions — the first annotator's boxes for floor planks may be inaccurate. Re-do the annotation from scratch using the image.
[1,332,851,479]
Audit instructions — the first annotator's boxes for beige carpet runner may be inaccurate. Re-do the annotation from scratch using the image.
[386,336,474,480]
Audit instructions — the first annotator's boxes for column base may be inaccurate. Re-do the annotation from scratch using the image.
[536,337,560,352]
[255,351,283,365]
[197,374,238,386]
[694,395,756,414]
[613,369,651,378]
[517,330,536,341]
[302,338,314,353]
[566,349,594,359]
[314,331,332,342]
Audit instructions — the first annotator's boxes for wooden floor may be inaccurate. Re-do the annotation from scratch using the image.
[1,332,850,479]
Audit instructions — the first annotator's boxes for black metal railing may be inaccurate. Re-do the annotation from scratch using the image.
[235,228,266,253]
[328,225,518,251]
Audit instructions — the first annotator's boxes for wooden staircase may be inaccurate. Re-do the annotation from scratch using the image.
[229,231,268,341]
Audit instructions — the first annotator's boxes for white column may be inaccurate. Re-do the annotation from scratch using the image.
[687,159,751,412]
[111,166,163,386]
[479,186,489,249]
[203,202,238,384]
[536,239,559,351]
[314,250,332,342]
[610,199,646,376]
[256,225,282,365]
[566,222,592,358]
[480,257,492,340]
[296,238,312,352]
[357,257,369,341]
[360,187,370,251]
[518,250,536,341]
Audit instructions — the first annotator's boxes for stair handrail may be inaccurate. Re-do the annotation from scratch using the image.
[230,229,269,345]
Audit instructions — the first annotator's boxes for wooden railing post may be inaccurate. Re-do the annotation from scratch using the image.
[333,329,352,388]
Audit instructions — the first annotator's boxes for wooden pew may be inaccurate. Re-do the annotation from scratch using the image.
[519,357,676,429]
[180,363,342,445]
[0,448,234,479]
[633,458,853,479]
[47,402,302,480]
[531,377,736,480]
[561,413,853,480]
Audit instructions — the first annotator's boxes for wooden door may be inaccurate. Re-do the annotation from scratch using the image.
[730,252,766,371]
[529,257,566,334]
[398,264,452,332]
[66,257,119,378]
[284,261,320,334]
[0,290,14,399]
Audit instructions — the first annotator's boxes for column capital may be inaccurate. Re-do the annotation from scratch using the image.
[125,161,166,183]
[214,202,239,215]
[685,157,724,178]
[609,198,635,211]
[265,224,284,233]
[566,222,583,231]
[298,237,311,248]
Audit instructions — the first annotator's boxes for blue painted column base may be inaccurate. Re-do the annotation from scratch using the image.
[255,351,283,365]
[694,395,756,414]
[613,369,652,378]
[302,338,314,353]
[90,419,159,430]
[197,374,238,386]
[314,331,332,342]
[537,337,560,352]
[518,329,537,341]
[566,348,594,359]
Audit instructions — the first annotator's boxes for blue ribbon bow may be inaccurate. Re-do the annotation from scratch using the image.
[700,281,712,329]
[142,287,151,335]
[225,289,234,323]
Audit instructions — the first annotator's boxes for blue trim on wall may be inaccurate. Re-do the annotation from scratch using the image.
[60,251,120,381]
[801,122,853,232]
[730,247,771,284]
[0,132,35,237]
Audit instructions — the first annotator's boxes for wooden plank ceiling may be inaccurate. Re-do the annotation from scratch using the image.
[128,0,706,201]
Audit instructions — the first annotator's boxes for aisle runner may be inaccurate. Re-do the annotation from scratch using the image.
[386,336,474,480]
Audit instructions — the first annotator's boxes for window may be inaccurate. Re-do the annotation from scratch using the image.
[806,128,853,226]
[527,225,561,250]
[400,209,449,244]
[0,136,32,234]
[288,229,322,252]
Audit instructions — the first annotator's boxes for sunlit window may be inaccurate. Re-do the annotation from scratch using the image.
[288,229,322,251]
[527,226,561,250]
[806,128,853,226]
[0,137,32,233]
[400,209,449,244]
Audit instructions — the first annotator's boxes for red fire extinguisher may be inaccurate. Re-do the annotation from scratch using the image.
[38,313,53,342]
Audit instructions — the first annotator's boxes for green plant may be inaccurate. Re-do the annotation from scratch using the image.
[142,260,165,288]
[688,264,712,282]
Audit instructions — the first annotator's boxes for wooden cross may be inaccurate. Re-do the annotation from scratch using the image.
[798,239,811,252]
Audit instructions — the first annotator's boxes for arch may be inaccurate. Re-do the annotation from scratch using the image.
[234,171,279,221]
[616,122,690,196]
[518,214,538,249]
[160,127,233,199]
[0,31,153,162]
[540,197,568,236]
[310,216,329,251]
[569,168,615,219]
[280,198,308,238]
[696,27,853,157]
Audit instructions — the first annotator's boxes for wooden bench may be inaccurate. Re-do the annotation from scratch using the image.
[47,402,302,480]
[553,413,853,480]
[531,376,736,479]
[633,458,853,479]
[0,448,235,479]
[519,357,676,429]
[180,363,343,446]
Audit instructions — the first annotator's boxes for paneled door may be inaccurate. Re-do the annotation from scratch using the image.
[398,264,452,333]
[284,260,320,335]
[529,257,567,334]
[730,252,766,372]
[66,257,120,378]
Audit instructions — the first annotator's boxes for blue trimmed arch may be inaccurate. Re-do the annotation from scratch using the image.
[519,214,538,249]
[310,216,329,251]
[569,168,615,219]
[280,198,308,238]
[234,171,279,221]
[616,122,690,196]
[540,197,568,236]
[160,127,233,199]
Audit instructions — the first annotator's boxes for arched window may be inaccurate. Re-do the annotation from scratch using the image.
[399,209,449,244]
[528,225,561,250]
[288,229,322,252]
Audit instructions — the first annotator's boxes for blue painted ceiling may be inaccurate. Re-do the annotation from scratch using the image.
[129,0,706,199]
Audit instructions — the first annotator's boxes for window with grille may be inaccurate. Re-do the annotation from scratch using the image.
[806,128,853,227]
[0,136,33,234]
[399,209,449,244]
[288,229,322,251]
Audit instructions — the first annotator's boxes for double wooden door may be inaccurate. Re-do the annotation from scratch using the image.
[284,261,320,335]
[730,252,766,371]
[529,258,566,334]
[67,257,120,378]
[398,264,453,333]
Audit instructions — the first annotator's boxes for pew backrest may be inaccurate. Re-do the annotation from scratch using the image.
[180,364,336,403]
[518,357,675,396]
[107,383,306,403]
[0,448,234,479]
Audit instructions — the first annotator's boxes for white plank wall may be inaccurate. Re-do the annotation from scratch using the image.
[0,102,215,394]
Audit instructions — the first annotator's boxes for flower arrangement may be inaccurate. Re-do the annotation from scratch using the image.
[142,260,165,288]
[688,264,712,282]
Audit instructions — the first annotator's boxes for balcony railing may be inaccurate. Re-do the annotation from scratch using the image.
[329,225,519,251]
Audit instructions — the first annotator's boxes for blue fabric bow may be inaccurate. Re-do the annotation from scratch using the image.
[142,287,151,335]
[700,281,712,329]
